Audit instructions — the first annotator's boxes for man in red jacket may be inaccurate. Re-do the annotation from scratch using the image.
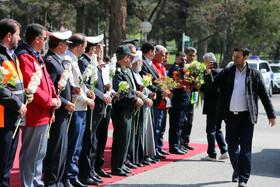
[15,23,61,187]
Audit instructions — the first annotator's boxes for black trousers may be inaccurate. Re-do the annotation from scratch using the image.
[181,104,194,145]
[169,108,186,151]
[43,110,69,187]
[225,112,254,184]
[0,126,19,187]
[79,108,100,179]
[95,109,111,171]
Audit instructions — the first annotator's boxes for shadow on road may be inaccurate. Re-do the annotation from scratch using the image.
[251,148,280,178]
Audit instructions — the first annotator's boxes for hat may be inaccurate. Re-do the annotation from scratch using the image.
[116,45,137,56]
[132,50,142,64]
[86,34,104,44]
[47,30,72,43]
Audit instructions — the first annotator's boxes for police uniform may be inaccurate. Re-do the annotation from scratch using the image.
[43,30,72,187]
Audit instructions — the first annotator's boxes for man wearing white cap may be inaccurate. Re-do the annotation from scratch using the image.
[43,30,76,187]
[79,34,112,185]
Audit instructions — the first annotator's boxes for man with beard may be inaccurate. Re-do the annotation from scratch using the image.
[15,23,60,187]
[205,46,276,187]
[168,52,189,155]
[0,19,32,187]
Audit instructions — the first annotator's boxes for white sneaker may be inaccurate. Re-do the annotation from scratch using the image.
[219,152,229,160]
[201,155,216,161]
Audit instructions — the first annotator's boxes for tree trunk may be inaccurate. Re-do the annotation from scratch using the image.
[109,0,127,56]
[76,3,85,33]
[43,7,48,27]
[197,40,207,62]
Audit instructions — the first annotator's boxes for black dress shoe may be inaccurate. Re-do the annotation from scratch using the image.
[64,182,73,187]
[70,179,89,187]
[123,166,132,173]
[151,156,160,162]
[170,149,185,155]
[159,149,170,155]
[142,160,151,165]
[136,163,144,167]
[91,170,101,179]
[96,168,112,178]
[91,176,104,183]
[155,152,166,159]
[145,157,157,163]
[111,170,129,176]
[232,171,239,182]
[184,143,194,150]
[125,162,138,169]
[180,147,188,153]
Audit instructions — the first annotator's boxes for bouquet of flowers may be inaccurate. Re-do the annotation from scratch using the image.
[13,62,43,139]
[47,63,72,138]
[109,53,116,83]
[0,67,17,88]
[181,60,206,90]
[89,54,98,130]
[142,73,153,88]
[154,76,177,91]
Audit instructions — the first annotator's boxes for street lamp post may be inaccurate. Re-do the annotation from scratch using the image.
[140,21,152,42]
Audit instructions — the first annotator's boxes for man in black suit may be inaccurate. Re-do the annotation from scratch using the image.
[139,42,170,161]
[78,34,112,185]
[205,46,276,187]
[43,30,76,187]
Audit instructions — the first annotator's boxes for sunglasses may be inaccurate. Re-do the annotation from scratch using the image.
[180,58,186,62]
[41,37,47,41]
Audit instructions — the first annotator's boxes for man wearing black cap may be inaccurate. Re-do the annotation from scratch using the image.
[111,45,143,176]
[43,30,76,187]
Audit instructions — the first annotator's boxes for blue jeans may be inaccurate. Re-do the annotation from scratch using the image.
[153,108,166,153]
[63,111,87,182]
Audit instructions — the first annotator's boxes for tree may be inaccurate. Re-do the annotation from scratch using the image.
[109,0,127,56]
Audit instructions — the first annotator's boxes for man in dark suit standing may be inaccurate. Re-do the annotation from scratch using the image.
[168,52,190,155]
[205,46,276,187]
[78,35,112,185]
[43,30,76,187]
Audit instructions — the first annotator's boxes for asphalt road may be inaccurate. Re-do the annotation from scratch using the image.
[106,93,280,187]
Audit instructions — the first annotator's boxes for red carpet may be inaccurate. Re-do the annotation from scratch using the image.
[10,131,208,187]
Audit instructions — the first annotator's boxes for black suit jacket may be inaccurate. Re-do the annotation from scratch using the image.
[78,53,106,115]
[44,50,71,114]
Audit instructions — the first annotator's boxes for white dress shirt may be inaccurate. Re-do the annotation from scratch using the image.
[62,49,89,111]
[230,67,248,112]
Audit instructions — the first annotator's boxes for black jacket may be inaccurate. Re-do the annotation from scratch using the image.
[44,49,72,115]
[204,63,276,124]
[201,68,220,115]
[168,62,191,109]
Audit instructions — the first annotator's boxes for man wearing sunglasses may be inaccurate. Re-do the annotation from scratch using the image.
[15,23,61,187]
[168,52,190,155]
